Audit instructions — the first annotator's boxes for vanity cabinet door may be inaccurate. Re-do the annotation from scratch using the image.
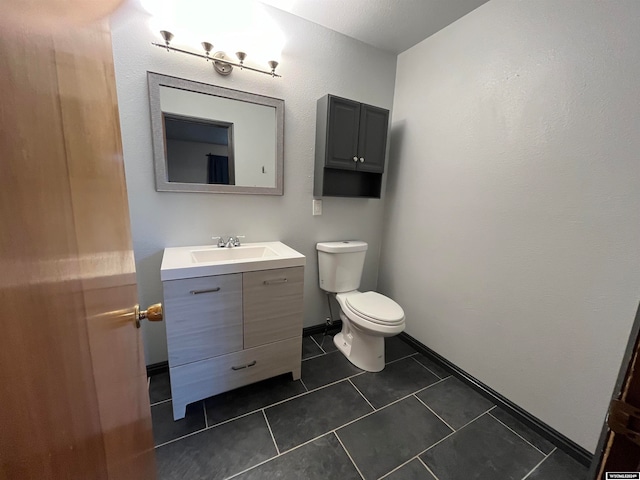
[356,103,388,173]
[163,273,243,367]
[243,267,304,348]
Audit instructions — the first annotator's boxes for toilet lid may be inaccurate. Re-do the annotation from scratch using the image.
[345,292,405,325]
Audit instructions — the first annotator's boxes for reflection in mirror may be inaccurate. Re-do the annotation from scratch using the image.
[164,114,235,185]
[148,72,284,195]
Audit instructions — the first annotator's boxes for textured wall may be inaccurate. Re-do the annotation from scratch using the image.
[110,2,396,364]
[380,0,640,452]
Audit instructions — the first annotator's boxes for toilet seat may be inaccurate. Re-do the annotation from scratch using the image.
[344,291,405,326]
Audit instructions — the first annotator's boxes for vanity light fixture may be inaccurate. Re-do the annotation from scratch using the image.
[153,30,281,78]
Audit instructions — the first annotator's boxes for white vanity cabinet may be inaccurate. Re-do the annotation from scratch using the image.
[163,266,304,420]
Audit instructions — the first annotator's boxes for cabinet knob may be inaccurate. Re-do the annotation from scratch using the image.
[359,157,365,163]
[353,156,358,162]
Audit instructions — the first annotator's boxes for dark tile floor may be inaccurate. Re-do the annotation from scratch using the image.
[149,333,589,480]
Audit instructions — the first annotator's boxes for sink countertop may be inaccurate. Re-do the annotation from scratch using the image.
[161,241,306,281]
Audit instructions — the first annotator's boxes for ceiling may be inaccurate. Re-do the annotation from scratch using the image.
[259,0,489,54]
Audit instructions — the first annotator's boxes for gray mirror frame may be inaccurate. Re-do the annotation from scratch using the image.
[147,72,284,195]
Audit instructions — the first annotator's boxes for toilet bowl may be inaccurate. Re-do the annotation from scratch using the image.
[316,241,405,372]
[333,290,405,371]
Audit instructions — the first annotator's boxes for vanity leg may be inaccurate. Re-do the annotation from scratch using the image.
[172,400,187,421]
[292,364,301,381]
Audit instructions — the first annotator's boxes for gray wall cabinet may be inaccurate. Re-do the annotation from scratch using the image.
[314,95,389,198]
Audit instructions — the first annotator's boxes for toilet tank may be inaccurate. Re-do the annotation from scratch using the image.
[316,241,368,293]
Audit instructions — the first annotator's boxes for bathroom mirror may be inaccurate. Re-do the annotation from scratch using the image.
[148,72,284,195]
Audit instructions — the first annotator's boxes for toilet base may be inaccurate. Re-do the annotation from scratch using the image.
[334,320,385,372]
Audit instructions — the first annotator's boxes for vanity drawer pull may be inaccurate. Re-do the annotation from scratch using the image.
[263,278,287,285]
[190,287,221,295]
[231,360,257,371]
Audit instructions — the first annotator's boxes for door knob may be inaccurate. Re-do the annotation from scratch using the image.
[359,157,365,163]
[135,303,163,328]
[353,156,358,162]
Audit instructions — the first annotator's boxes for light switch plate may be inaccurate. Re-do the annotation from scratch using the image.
[312,199,322,216]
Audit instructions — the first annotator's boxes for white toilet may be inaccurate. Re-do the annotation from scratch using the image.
[316,241,405,372]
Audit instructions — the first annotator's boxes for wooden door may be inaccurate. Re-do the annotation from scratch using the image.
[0,8,156,480]
[357,104,389,173]
[589,302,640,479]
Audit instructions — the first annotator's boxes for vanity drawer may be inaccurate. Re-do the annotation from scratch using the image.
[163,273,243,367]
[243,266,304,348]
[170,336,301,419]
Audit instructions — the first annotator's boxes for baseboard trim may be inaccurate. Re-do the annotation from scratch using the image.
[146,361,168,377]
[303,320,342,337]
[398,332,593,467]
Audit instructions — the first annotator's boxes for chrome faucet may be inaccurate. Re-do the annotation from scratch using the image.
[212,235,245,248]
[212,236,226,248]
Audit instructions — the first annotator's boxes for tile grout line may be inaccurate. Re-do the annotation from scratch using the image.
[309,334,327,354]
[409,354,450,379]
[488,411,548,456]
[414,375,449,392]
[377,456,417,479]
[262,409,280,455]
[155,406,264,449]
[225,428,346,480]
[520,447,556,480]
[413,394,456,432]
[416,410,492,457]
[150,398,172,407]
[418,457,441,480]
[205,409,258,431]
[302,352,326,362]
[334,432,366,480]
[376,454,442,480]
[154,426,209,449]
[224,451,282,480]
[384,352,421,366]
[202,400,208,428]
[348,378,376,411]
[299,378,309,392]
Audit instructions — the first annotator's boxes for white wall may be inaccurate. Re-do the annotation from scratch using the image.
[379,0,640,452]
[110,1,396,364]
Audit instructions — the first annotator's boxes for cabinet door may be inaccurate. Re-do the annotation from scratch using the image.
[356,104,389,173]
[163,274,243,367]
[243,267,304,348]
[326,96,360,170]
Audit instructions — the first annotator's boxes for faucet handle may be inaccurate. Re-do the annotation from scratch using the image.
[212,236,226,248]
[233,235,245,247]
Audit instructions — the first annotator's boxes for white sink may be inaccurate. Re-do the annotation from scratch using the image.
[161,241,305,280]
[191,245,278,263]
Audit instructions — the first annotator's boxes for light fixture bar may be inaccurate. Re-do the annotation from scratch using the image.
[151,41,281,77]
